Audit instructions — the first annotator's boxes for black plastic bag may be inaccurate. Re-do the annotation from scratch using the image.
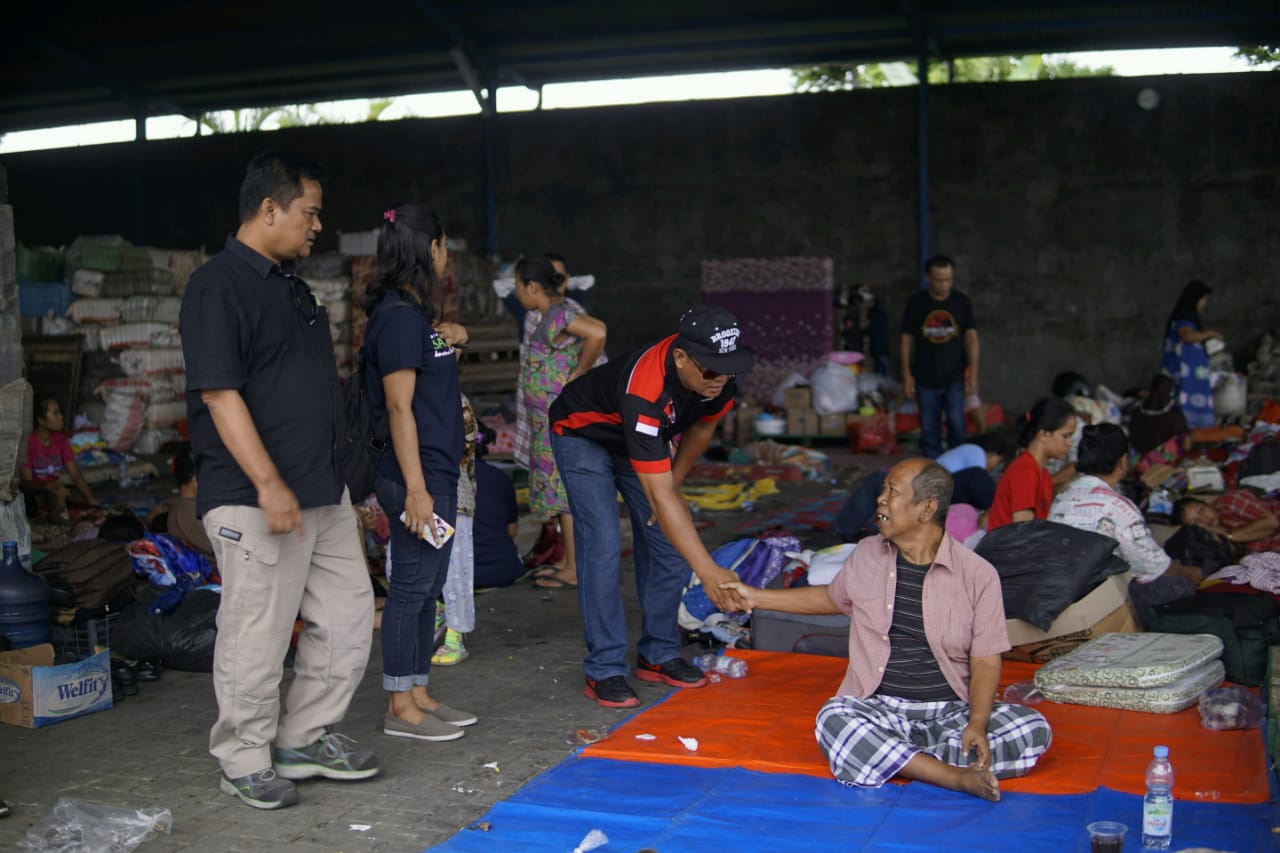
[112,588,219,672]
[975,520,1129,630]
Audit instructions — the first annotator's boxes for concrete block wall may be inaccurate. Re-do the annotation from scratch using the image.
[2,72,1277,412]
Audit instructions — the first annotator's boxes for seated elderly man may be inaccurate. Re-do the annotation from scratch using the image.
[723,459,1051,801]
[1050,424,1203,611]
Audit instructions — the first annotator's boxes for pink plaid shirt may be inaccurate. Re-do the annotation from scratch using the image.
[826,532,1010,703]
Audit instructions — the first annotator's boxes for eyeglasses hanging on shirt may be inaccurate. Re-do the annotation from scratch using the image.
[285,273,319,326]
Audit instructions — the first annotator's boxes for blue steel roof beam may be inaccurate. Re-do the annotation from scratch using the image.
[411,0,536,104]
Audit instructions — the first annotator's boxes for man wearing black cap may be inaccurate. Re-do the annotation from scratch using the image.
[549,305,754,708]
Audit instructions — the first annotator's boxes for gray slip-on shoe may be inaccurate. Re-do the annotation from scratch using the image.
[382,712,464,742]
[430,702,478,727]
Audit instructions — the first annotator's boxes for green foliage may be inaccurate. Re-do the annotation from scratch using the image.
[196,99,398,135]
[1235,45,1279,68]
[792,54,1115,91]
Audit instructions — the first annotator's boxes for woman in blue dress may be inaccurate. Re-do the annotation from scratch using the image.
[1160,279,1222,429]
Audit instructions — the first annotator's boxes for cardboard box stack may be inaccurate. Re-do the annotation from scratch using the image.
[1003,573,1139,663]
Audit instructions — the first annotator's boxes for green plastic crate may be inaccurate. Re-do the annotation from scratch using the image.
[16,242,65,281]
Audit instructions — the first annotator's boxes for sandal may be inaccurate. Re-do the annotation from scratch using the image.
[533,575,578,590]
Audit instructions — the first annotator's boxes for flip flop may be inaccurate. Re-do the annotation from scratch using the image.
[533,575,578,590]
[530,566,563,580]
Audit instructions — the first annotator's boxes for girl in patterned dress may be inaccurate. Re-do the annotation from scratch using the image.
[515,256,607,589]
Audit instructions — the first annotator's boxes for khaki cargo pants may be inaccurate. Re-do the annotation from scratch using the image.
[204,494,373,778]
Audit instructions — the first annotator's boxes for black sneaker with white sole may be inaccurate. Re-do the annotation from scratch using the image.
[220,768,299,810]
[635,656,709,688]
[585,675,640,708]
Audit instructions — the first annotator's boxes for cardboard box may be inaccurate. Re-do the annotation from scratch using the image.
[1004,573,1138,663]
[783,386,812,410]
[735,404,762,443]
[819,413,849,436]
[786,407,820,435]
[0,644,112,728]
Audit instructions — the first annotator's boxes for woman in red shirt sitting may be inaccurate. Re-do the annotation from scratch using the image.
[987,397,1076,531]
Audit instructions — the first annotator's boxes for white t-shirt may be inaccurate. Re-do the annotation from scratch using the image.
[1049,475,1170,583]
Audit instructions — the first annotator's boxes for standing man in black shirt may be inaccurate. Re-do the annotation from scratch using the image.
[900,255,980,459]
[181,152,377,810]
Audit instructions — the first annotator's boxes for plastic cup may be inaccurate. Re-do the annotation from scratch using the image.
[1086,821,1126,852]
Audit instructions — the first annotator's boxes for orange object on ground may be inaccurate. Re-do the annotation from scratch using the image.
[584,649,1267,803]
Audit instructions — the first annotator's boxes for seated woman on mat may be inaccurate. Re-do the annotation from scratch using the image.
[986,398,1076,532]
[1174,490,1280,555]
[1049,424,1203,611]
[722,459,1052,802]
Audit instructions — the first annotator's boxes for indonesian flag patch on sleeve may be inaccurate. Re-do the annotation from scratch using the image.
[634,414,661,437]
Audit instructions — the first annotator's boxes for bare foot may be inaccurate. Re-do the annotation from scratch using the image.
[411,685,440,714]
[949,765,1001,802]
[388,696,427,726]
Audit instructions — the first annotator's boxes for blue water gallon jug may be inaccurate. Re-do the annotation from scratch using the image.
[0,539,51,648]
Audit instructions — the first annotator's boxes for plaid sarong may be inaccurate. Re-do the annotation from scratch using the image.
[815,694,1051,788]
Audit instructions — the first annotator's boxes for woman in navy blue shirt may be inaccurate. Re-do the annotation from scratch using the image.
[362,203,476,742]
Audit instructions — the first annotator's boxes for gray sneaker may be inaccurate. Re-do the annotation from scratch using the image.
[220,768,299,810]
[273,731,380,781]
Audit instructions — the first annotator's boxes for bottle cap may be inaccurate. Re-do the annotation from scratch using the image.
[1154,745,1169,758]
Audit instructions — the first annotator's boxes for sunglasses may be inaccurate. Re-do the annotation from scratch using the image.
[285,274,318,326]
[686,353,734,381]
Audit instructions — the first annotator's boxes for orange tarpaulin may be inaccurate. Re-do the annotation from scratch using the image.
[584,649,1268,804]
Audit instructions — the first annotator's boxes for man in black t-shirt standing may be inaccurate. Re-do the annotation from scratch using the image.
[900,255,980,459]
[549,306,753,709]
[181,152,377,811]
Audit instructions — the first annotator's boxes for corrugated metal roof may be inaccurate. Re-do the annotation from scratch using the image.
[2,1,1277,132]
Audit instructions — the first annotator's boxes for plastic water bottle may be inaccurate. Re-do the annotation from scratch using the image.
[1142,744,1174,849]
[692,654,748,678]
[0,540,51,649]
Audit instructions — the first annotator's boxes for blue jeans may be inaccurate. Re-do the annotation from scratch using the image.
[551,433,689,680]
[375,476,457,692]
[917,382,967,459]
[834,471,886,540]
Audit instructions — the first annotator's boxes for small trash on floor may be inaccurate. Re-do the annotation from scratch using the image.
[348,824,372,832]
[634,733,657,741]
[483,761,500,772]
[467,821,492,832]
[571,828,609,852]
[18,797,171,852]
[562,727,607,745]
[677,736,699,752]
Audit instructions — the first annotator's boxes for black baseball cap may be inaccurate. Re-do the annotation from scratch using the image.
[675,305,755,375]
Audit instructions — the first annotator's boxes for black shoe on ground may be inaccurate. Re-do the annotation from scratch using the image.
[585,675,640,708]
[0,798,9,818]
[220,768,299,810]
[132,658,162,681]
[636,656,709,689]
[111,663,138,700]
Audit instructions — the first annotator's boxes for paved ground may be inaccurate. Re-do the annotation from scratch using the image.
[0,467,858,852]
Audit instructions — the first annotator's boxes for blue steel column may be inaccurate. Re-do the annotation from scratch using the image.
[915,44,930,283]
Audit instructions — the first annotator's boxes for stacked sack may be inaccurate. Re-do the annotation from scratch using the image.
[1033,632,1225,713]
[62,236,207,452]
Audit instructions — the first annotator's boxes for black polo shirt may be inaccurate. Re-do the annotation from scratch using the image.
[549,334,733,474]
[181,236,344,516]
